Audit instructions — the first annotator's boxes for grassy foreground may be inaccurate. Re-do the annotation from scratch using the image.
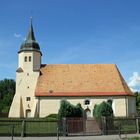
[125,137,140,140]
[0,115,60,136]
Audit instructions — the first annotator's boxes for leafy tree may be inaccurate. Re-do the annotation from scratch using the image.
[135,92,140,115]
[74,103,83,117]
[0,79,15,114]
[93,101,113,120]
[58,100,84,120]
[135,92,140,109]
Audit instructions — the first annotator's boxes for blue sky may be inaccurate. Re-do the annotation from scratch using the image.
[0,0,140,91]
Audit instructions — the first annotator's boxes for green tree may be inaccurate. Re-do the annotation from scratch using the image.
[135,92,140,115]
[0,79,15,114]
[74,103,83,117]
[135,92,140,109]
[58,100,84,120]
[93,101,113,120]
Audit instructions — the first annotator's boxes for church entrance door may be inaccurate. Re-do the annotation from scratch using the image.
[85,108,91,118]
[26,109,31,118]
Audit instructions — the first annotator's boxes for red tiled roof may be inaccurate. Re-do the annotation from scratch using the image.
[35,64,134,97]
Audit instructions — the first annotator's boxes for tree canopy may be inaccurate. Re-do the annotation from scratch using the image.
[58,100,84,120]
[0,79,15,114]
[93,101,113,120]
[135,92,140,115]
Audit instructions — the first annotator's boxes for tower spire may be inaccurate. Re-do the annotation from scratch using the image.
[19,18,41,53]
[27,17,36,41]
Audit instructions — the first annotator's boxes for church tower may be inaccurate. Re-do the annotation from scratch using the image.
[18,18,42,71]
[9,18,41,118]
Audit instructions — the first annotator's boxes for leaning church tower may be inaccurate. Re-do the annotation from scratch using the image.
[9,18,42,118]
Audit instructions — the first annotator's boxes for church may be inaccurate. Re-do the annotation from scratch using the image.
[9,20,136,118]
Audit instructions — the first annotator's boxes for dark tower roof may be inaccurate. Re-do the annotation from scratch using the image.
[19,18,41,54]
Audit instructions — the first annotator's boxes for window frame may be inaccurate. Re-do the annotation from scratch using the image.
[26,97,31,101]
[29,56,31,62]
[24,56,27,62]
[84,99,91,106]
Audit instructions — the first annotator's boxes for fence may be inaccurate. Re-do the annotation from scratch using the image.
[0,117,140,137]
[0,119,61,137]
[65,118,101,136]
[0,119,22,136]
[102,117,138,135]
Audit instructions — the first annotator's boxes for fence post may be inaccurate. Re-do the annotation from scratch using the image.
[21,120,25,137]
[57,125,59,140]
[101,116,106,135]
[62,118,67,136]
[119,122,121,139]
[11,124,14,140]
[136,118,139,134]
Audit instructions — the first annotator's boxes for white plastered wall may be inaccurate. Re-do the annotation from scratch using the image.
[127,96,136,116]
[9,70,40,118]
[38,96,129,118]
[9,51,41,118]
[18,51,41,71]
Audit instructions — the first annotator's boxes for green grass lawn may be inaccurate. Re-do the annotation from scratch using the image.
[0,118,60,136]
[25,121,58,134]
[0,120,22,135]
[121,125,136,133]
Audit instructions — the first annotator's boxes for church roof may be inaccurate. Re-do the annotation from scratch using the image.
[35,64,134,97]
[19,18,41,53]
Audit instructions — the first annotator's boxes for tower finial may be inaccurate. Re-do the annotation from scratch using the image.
[19,18,41,53]
[27,16,35,41]
[30,16,33,25]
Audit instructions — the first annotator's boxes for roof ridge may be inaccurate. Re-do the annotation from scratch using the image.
[42,64,116,66]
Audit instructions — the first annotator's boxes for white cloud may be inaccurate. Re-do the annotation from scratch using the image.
[14,33,21,38]
[14,33,26,41]
[128,72,140,91]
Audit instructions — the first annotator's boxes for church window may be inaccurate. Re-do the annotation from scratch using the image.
[29,56,31,62]
[26,97,31,101]
[24,56,27,62]
[84,99,91,105]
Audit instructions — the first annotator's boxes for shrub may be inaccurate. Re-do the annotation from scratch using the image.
[47,114,58,118]
[58,100,84,120]
[45,114,59,121]
[74,103,83,117]
[93,101,113,120]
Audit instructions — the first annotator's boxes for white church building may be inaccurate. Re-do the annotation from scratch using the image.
[9,20,136,118]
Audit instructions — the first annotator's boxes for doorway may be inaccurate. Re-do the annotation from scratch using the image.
[26,109,31,118]
[85,108,91,118]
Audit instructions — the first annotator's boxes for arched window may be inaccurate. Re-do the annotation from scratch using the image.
[24,56,27,62]
[29,56,31,62]
[84,99,91,105]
